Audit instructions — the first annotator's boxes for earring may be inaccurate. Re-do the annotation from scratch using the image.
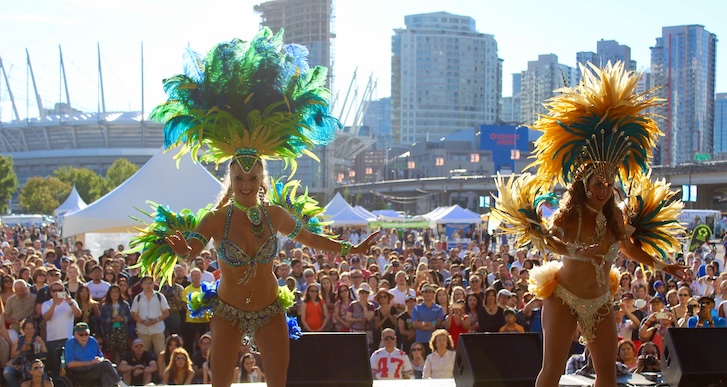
[585,190,592,198]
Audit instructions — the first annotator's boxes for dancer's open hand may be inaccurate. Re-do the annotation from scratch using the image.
[353,229,381,254]
[165,230,192,259]
[663,263,689,280]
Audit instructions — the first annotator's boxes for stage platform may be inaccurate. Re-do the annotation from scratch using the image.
[168,372,659,386]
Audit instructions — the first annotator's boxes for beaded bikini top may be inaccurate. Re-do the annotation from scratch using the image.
[218,204,277,284]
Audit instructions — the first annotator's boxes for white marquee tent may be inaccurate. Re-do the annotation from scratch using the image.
[327,205,373,227]
[426,204,482,225]
[61,147,224,237]
[323,192,353,217]
[54,185,87,217]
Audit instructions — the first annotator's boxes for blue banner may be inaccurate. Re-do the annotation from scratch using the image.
[479,124,529,172]
[445,223,471,240]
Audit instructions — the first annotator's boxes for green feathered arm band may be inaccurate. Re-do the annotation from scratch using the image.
[491,173,554,253]
[126,201,213,284]
[268,177,335,238]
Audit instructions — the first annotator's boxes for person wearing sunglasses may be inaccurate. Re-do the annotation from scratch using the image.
[21,359,51,387]
[686,296,726,328]
[64,322,123,387]
[369,328,413,380]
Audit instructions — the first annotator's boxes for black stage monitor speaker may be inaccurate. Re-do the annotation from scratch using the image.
[662,327,727,387]
[287,332,372,387]
[454,332,542,387]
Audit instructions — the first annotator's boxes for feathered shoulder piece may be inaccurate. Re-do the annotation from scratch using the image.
[126,202,213,284]
[623,171,685,259]
[268,177,334,238]
[526,61,663,186]
[491,173,558,252]
[151,27,339,175]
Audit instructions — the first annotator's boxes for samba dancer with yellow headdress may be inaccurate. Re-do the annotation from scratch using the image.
[492,62,686,386]
[146,29,379,387]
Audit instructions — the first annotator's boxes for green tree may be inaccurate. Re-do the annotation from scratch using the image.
[18,176,71,214]
[54,167,106,203]
[105,158,139,189]
[0,156,18,214]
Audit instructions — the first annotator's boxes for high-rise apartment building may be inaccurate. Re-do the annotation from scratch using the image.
[391,12,501,145]
[500,74,522,124]
[254,0,334,88]
[650,25,717,166]
[576,40,636,80]
[715,93,727,155]
[254,0,336,200]
[519,54,577,126]
[363,97,392,151]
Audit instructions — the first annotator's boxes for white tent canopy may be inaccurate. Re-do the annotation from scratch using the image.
[353,205,377,220]
[54,185,87,217]
[327,205,372,227]
[371,209,403,219]
[61,147,224,237]
[324,192,353,217]
[427,205,483,225]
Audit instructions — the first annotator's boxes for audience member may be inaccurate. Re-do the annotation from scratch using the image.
[64,322,123,387]
[370,328,413,380]
[118,338,158,386]
[422,329,455,379]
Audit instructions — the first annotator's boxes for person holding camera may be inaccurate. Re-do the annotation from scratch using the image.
[633,342,661,374]
[685,296,726,328]
[615,293,644,347]
[41,281,81,378]
[638,296,675,353]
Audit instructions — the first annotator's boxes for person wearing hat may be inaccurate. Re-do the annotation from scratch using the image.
[397,295,418,353]
[652,280,666,301]
[346,283,375,348]
[496,289,513,309]
[499,308,524,333]
[411,284,444,349]
[373,288,399,348]
[686,296,726,328]
[118,338,158,386]
[64,322,123,387]
[615,292,644,346]
[638,295,675,353]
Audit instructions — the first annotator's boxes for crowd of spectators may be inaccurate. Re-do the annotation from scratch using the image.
[0,222,726,384]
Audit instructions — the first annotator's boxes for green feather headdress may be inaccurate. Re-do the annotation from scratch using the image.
[151,27,339,175]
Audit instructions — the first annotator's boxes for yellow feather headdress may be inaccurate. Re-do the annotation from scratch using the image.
[526,61,663,187]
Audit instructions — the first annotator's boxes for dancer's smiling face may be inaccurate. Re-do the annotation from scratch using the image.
[585,174,613,209]
[231,162,264,205]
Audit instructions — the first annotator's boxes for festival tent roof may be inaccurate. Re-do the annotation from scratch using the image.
[371,209,404,219]
[54,185,87,217]
[427,205,483,224]
[61,147,224,237]
[324,192,353,217]
[353,206,377,220]
[327,205,372,227]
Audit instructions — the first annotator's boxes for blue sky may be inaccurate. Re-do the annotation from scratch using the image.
[1,0,726,122]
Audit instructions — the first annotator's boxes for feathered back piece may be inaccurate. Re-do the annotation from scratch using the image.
[623,171,685,259]
[491,173,558,253]
[526,61,663,187]
[151,27,339,174]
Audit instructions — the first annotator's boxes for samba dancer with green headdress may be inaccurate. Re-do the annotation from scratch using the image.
[148,28,380,387]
